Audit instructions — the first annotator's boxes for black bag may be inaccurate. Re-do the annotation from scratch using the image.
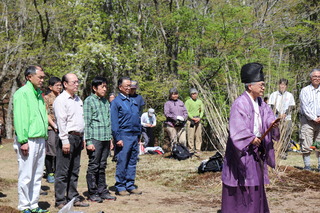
[172,143,193,160]
[198,152,223,173]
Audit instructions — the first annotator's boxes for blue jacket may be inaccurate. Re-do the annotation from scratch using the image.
[111,93,141,142]
[129,93,145,115]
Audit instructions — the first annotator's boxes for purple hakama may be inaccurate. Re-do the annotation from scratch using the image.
[221,92,279,213]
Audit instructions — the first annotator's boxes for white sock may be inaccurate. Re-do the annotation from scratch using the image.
[303,154,311,167]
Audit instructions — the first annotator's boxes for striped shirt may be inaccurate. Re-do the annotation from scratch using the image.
[300,84,320,121]
[83,94,112,145]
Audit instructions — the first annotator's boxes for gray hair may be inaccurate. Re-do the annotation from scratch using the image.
[25,65,42,79]
[189,88,198,95]
[309,68,320,78]
[169,87,178,99]
[244,82,254,91]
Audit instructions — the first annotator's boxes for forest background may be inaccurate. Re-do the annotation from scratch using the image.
[0,0,319,150]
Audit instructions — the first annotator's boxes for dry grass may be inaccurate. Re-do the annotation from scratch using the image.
[1,139,320,213]
[0,140,219,213]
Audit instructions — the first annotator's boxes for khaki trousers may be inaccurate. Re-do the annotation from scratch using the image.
[186,120,202,151]
[299,115,320,153]
[279,120,292,151]
[164,126,186,148]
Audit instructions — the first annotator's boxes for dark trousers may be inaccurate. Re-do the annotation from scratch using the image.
[115,135,139,192]
[142,127,154,147]
[86,139,110,196]
[45,130,59,174]
[55,135,83,206]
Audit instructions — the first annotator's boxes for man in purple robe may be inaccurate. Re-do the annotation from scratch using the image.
[221,63,280,213]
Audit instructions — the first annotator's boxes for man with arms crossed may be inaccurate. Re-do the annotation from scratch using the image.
[269,78,295,156]
[299,68,320,171]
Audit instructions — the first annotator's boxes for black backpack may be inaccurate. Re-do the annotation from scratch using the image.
[198,152,223,173]
[172,143,193,160]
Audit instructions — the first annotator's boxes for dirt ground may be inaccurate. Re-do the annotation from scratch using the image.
[1,139,320,213]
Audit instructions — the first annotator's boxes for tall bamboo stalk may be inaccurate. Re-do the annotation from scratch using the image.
[190,72,229,153]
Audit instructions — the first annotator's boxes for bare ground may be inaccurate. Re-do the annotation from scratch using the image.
[0,139,320,213]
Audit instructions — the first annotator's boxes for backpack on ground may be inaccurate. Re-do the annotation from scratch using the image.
[172,143,193,160]
[198,152,223,173]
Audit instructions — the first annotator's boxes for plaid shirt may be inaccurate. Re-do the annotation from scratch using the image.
[84,94,112,145]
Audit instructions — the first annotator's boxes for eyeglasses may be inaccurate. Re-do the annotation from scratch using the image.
[312,76,320,79]
[68,80,81,85]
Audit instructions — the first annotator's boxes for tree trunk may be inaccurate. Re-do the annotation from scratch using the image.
[6,80,18,139]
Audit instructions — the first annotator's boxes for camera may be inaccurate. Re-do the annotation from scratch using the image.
[190,120,195,128]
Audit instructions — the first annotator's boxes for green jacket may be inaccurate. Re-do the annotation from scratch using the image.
[185,98,205,119]
[13,81,48,143]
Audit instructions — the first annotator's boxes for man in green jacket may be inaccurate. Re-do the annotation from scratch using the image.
[185,88,204,152]
[13,65,49,213]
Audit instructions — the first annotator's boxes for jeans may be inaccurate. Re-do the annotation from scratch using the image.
[55,135,83,206]
[115,135,139,192]
[86,139,110,196]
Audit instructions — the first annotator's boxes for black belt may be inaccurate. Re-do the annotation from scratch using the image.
[68,131,83,137]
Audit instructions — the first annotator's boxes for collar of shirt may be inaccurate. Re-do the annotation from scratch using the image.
[26,81,42,98]
[92,93,106,101]
[46,91,57,99]
[308,84,320,91]
[61,90,79,100]
[120,93,130,100]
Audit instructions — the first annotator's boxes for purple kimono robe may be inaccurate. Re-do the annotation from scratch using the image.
[221,92,279,213]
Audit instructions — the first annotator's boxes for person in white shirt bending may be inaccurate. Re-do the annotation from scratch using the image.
[141,108,157,147]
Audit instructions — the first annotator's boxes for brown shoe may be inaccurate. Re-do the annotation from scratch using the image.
[55,203,65,209]
[74,201,90,207]
[128,188,142,195]
[115,190,130,196]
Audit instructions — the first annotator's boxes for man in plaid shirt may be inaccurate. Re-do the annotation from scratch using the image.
[84,76,116,203]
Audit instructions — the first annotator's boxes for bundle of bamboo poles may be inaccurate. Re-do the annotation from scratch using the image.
[190,72,229,154]
[190,69,295,169]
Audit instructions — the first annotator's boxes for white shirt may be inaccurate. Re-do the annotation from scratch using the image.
[141,112,156,127]
[269,90,295,120]
[300,84,320,121]
[53,90,85,145]
[246,92,262,137]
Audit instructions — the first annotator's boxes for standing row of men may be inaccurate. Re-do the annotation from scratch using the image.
[13,66,142,213]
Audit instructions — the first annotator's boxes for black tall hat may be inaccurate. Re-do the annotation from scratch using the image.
[241,63,264,83]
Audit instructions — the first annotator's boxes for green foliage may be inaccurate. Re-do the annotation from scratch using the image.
[1,0,320,142]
